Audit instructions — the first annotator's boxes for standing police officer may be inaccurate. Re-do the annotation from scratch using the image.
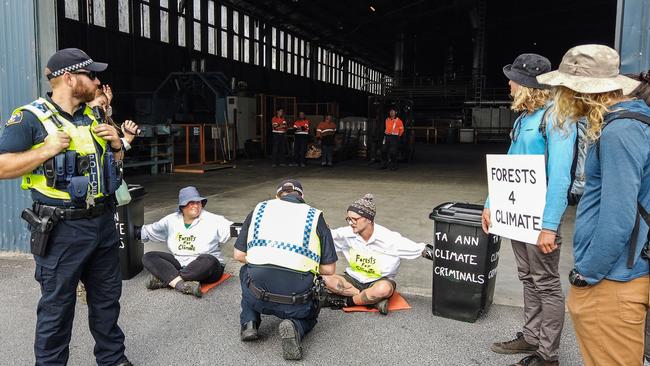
[233,179,337,360]
[0,48,131,366]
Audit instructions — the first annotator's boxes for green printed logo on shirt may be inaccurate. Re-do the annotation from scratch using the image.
[349,247,382,279]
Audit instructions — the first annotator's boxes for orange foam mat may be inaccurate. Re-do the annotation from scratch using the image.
[342,291,411,313]
[200,273,232,294]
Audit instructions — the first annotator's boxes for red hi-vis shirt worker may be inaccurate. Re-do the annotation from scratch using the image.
[384,115,404,136]
[294,118,310,134]
[272,116,288,133]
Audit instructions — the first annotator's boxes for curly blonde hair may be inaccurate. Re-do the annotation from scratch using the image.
[552,86,626,141]
[511,86,551,113]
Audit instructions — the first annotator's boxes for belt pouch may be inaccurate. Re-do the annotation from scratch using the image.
[54,153,66,189]
[103,151,121,195]
[43,158,55,187]
[65,150,76,182]
[67,176,90,206]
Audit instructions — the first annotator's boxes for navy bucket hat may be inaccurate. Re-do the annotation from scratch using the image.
[503,53,552,89]
[178,186,207,210]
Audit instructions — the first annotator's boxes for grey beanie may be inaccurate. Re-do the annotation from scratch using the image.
[347,193,376,221]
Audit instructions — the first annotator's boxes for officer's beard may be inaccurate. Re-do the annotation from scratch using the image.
[73,83,97,104]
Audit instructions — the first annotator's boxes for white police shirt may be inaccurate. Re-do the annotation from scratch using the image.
[331,224,425,284]
[141,211,233,266]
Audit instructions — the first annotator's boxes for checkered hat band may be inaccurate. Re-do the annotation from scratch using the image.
[49,59,93,77]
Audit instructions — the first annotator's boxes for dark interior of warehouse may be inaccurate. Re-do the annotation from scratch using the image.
[56,0,615,172]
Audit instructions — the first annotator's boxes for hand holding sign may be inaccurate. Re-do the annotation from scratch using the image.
[486,154,547,245]
[481,208,491,234]
[536,229,558,254]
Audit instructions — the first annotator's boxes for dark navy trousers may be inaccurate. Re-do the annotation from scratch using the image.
[239,265,319,339]
[33,211,126,366]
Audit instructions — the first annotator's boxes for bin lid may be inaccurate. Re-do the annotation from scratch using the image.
[127,184,147,198]
[429,202,483,227]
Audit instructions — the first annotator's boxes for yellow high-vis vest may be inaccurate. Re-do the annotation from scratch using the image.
[246,199,322,274]
[18,98,108,201]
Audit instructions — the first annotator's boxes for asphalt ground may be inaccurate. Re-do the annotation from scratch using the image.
[0,256,585,366]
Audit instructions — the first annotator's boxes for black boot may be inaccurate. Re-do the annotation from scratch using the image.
[240,321,259,341]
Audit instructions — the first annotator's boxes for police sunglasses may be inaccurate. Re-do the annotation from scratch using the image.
[69,70,97,81]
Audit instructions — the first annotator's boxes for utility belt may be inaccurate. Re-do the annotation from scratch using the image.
[20,200,111,257]
[246,276,325,305]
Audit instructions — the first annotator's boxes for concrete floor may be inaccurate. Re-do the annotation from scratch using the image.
[132,142,576,307]
[0,143,589,365]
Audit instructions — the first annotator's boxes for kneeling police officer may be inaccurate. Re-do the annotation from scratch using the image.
[0,48,131,366]
[233,179,337,360]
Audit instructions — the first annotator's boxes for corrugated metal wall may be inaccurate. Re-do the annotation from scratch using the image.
[617,0,650,74]
[0,0,41,252]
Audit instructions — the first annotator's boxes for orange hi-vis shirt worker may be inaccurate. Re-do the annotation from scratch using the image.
[316,119,337,138]
[294,118,310,135]
[272,116,288,133]
[384,116,404,136]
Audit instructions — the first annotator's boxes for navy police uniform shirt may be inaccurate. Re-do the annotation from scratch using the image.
[0,94,94,205]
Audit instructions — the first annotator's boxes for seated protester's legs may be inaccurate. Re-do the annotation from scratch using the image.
[364,279,395,303]
[179,254,224,283]
[322,274,361,297]
[142,251,202,297]
[142,251,182,284]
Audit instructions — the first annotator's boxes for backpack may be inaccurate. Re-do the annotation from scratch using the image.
[596,111,650,268]
[538,109,587,206]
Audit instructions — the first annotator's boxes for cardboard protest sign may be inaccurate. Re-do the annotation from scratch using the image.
[486,154,546,244]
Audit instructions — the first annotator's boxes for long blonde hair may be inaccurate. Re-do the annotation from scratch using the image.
[511,86,551,113]
[552,86,626,141]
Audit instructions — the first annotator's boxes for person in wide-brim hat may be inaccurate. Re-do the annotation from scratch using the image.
[541,44,650,366]
[537,44,640,95]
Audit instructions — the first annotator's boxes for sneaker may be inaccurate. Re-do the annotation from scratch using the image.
[374,298,389,315]
[180,281,203,298]
[288,163,297,167]
[271,164,278,168]
[510,353,558,366]
[240,321,259,342]
[279,319,303,360]
[146,275,167,290]
[327,163,333,167]
[299,163,306,167]
[321,162,327,166]
[279,163,287,167]
[491,332,538,354]
[323,294,347,309]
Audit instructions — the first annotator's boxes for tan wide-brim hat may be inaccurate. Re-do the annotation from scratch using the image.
[536,44,641,95]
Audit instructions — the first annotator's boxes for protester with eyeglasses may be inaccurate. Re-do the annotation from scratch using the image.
[140,186,233,298]
[321,193,432,315]
[480,54,577,366]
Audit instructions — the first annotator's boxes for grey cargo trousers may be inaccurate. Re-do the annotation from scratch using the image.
[511,238,565,362]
